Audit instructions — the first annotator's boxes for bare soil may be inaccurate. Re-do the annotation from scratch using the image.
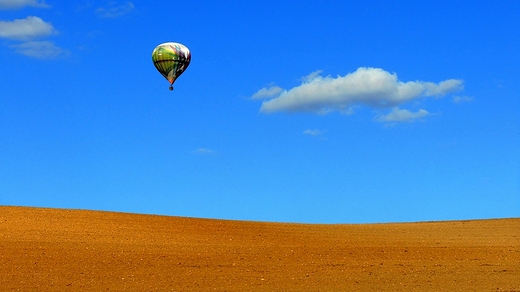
[0,206,519,291]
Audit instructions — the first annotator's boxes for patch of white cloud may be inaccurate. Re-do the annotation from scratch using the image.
[301,70,323,83]
[377,107,430,123]
[0,15,66,59]
[96,1,135,18]
[453,95,473,104]
[0,16,55,41]
[251,85,283,99]
[0,0,49,9]
[256,67,463,115]
[423,79,464,96]
[303,129,324,136]
[10,40,68,59]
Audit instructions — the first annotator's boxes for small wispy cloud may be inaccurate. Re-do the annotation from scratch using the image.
[253,67,464,123]
[377,107,430,123]
[192,148,217,155]
[251,85,283,100]
[300,70,323,83]
[453,95,473,104]
[0,16,56,40]
[303,129,324,136]
[96,1,135,18]
[10,40,68,59]
[0,0,49,10]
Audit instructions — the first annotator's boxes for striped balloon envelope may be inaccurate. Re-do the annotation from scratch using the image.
[152,42,191,91]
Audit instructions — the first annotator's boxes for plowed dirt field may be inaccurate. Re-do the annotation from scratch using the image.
[1,206,518,291]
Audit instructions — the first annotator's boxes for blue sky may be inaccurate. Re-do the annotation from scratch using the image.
[1,0,518,223]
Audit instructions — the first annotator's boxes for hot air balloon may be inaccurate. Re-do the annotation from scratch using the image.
[152,42,191,91]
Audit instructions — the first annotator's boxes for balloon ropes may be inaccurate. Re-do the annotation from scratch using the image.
[152,42,191,91]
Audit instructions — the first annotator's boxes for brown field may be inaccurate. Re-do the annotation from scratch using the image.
[0,206,518,291]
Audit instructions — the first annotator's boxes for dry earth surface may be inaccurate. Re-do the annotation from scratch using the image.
[0,206,518,291]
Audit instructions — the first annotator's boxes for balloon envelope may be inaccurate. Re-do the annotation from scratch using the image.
[152,42,191,89]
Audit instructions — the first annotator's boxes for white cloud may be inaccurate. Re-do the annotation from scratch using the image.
[0,16,56,40]
[0,6,68,59]
[377,107,430,123]
[0,0,48,9]
[453,95,473,104]
[10,41,68,59]
[256,67,463,114]
[303,129,324,136]
[301,70,323,83]
[96,1,135,18]
[423,79,464,96]
[251,85,283,99]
